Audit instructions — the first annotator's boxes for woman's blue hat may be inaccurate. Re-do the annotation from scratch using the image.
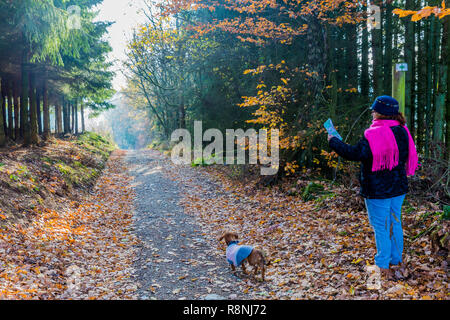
[371,96,399,116]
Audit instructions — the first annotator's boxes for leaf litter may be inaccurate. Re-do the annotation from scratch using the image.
[1,142,447,300]
[161,158,449,300]
[0,150,138,299]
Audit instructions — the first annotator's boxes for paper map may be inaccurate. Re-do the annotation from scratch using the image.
[324,119,343,141]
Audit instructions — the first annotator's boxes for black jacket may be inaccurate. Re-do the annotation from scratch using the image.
[329,125,409,199]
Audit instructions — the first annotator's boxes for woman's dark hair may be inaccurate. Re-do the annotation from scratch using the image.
[375,112,407,126]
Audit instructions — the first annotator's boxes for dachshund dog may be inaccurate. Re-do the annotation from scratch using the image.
[218,232,266,281]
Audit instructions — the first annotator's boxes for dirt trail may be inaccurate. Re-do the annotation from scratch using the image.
[127,149,249,300]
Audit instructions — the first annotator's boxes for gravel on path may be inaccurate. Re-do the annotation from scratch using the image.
[126,149,249,300]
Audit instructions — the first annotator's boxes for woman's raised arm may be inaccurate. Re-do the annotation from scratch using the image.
[328,137,372,162]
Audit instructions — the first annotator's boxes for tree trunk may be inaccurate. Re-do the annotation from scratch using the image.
[13,79,20,141]
[361,20,370,100]
[176,15,186,129]
[371,0,383,97]
[383,0,393,95]
[61,100,65,134]
[81,102,85,133]
[336,28,345,107]
[1,79,7,137]
[431,17,441,143]
[306,15,326,109]
[29,72,39,145]
[21,59,30,146]
[55,104,59,134]
[36,88,42,135]
[74,101,78,135]
[67,101,71,134]
[424,18,434,157]
[0,84,5,147]
[63,99,70,134]
[404,0,415,132]
[43,80,50,139]
[56,103,63,135]
[179,103,186,129]
[434,16,447,145]
[445,17,450,161]
[7,80,13,139]
[417,20,426,152]
[54,103,58,134]
[71,103,75,134]
[67,102,71,134]
[345,23,358,106]
[325,24,337,118]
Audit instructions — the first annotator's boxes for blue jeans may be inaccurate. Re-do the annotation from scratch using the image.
[365,194,406,269]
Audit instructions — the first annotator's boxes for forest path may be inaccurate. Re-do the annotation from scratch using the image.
[126,149,250,300]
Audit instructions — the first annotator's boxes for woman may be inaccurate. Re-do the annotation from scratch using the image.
[328,95,418,278]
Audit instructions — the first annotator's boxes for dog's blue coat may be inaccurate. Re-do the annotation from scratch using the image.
[226,241,254,267]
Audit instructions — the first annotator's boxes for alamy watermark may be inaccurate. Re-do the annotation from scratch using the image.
[67,5,82,30]
[368,4,381,29]
[170,121,280,176]
[366,265,382,290]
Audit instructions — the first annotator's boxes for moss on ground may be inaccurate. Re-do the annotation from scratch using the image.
[76,132,116,161]
[0,132,116,223]
[55,161,99,187]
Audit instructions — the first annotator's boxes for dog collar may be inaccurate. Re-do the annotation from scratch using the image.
[228,241,239,246]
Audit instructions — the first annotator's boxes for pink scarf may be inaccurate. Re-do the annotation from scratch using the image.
[364,119,418,176]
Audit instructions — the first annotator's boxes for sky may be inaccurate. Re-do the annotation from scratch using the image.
[86,0,149,133]
[94,0,148,91]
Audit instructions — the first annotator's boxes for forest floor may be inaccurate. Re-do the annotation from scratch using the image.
[130,149,448,300]
[0,140,448,300]
[0,134,137,299]
[127,149,249,300]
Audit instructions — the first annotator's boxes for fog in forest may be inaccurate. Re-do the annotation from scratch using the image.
[86,93,153,150]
